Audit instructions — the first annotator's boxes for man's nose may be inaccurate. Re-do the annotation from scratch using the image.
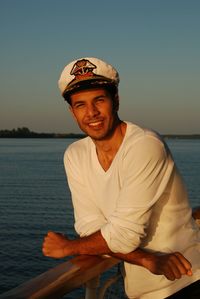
[86,103,100,117]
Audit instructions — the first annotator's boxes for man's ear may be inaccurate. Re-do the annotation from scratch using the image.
[113,95,119,112]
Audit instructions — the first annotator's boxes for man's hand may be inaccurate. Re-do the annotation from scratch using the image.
[143,251,193,281]
[42,231,73,258]
[42,230,110,258]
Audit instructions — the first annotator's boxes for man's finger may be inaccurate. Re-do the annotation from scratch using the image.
[174,252,192,274]
[164,265,177,281]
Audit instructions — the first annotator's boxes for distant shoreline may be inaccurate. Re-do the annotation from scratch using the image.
[0,127,200,139]
[163,135,200,139]
[0,128,85,139]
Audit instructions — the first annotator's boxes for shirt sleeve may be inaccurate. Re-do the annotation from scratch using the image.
[64,146,107,237]
[101,135,175,254]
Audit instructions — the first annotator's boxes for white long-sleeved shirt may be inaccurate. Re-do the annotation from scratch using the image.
[64,122,200,299]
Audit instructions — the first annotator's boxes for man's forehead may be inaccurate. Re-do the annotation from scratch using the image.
[71,87,109,99]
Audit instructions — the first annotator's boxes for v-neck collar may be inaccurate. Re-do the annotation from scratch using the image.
[90,122,129,175]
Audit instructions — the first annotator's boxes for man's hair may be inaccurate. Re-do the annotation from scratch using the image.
[64,83,118,105]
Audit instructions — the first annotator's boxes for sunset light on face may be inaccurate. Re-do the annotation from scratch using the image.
[70,88,118,140]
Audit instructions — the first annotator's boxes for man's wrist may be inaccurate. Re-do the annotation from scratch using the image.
[139,251,157,272]
[63,238,80,256]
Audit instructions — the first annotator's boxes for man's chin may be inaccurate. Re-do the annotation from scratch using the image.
[79,123,116,141]
[87,132,107,141]
[87,128,115,141]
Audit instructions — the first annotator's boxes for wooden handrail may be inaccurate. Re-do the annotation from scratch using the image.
[1,208,199,299]
[0,255,120,299]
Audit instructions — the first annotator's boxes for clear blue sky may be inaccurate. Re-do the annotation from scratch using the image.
[0,0,199,134]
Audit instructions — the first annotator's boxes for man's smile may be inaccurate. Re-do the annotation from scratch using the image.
[88,120,104,128]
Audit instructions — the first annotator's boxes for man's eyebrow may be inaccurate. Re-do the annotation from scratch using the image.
[73,94,106,104]
[94,94,107,99]
[71,100,85,107]
[73,100,85,104]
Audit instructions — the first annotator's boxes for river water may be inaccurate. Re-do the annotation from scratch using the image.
[0,138,200,297]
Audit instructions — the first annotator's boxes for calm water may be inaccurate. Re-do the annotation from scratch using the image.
[0,138,200,297]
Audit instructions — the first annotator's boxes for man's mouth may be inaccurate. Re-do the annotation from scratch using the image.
[88,121,103,127]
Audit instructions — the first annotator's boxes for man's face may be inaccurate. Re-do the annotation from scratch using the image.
[69,87,119,141]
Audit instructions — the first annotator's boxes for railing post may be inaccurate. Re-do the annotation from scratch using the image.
[85,275,100,299]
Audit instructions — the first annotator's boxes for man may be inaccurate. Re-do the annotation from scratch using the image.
[42,57,200,298]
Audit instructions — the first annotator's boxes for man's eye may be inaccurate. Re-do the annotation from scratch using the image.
[96,98,104,103]
[75,103,84,108]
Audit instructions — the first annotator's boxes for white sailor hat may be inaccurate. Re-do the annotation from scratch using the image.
[58,57,119,100]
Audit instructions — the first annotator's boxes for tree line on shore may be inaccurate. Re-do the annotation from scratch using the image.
[0,127,85,138]
[0,127,199,139]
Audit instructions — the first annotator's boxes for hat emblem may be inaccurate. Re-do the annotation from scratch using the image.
[70,59,97,80]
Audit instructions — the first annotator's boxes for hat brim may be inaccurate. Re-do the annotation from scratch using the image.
[62,77,117,97]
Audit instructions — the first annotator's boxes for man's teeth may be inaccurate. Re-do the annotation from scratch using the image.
[89,121,102,127]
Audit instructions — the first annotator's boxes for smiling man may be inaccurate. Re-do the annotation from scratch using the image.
[42,57,200,298]
[69,88,121,142]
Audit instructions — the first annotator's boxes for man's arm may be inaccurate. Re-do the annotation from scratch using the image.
[42,230,192,281]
